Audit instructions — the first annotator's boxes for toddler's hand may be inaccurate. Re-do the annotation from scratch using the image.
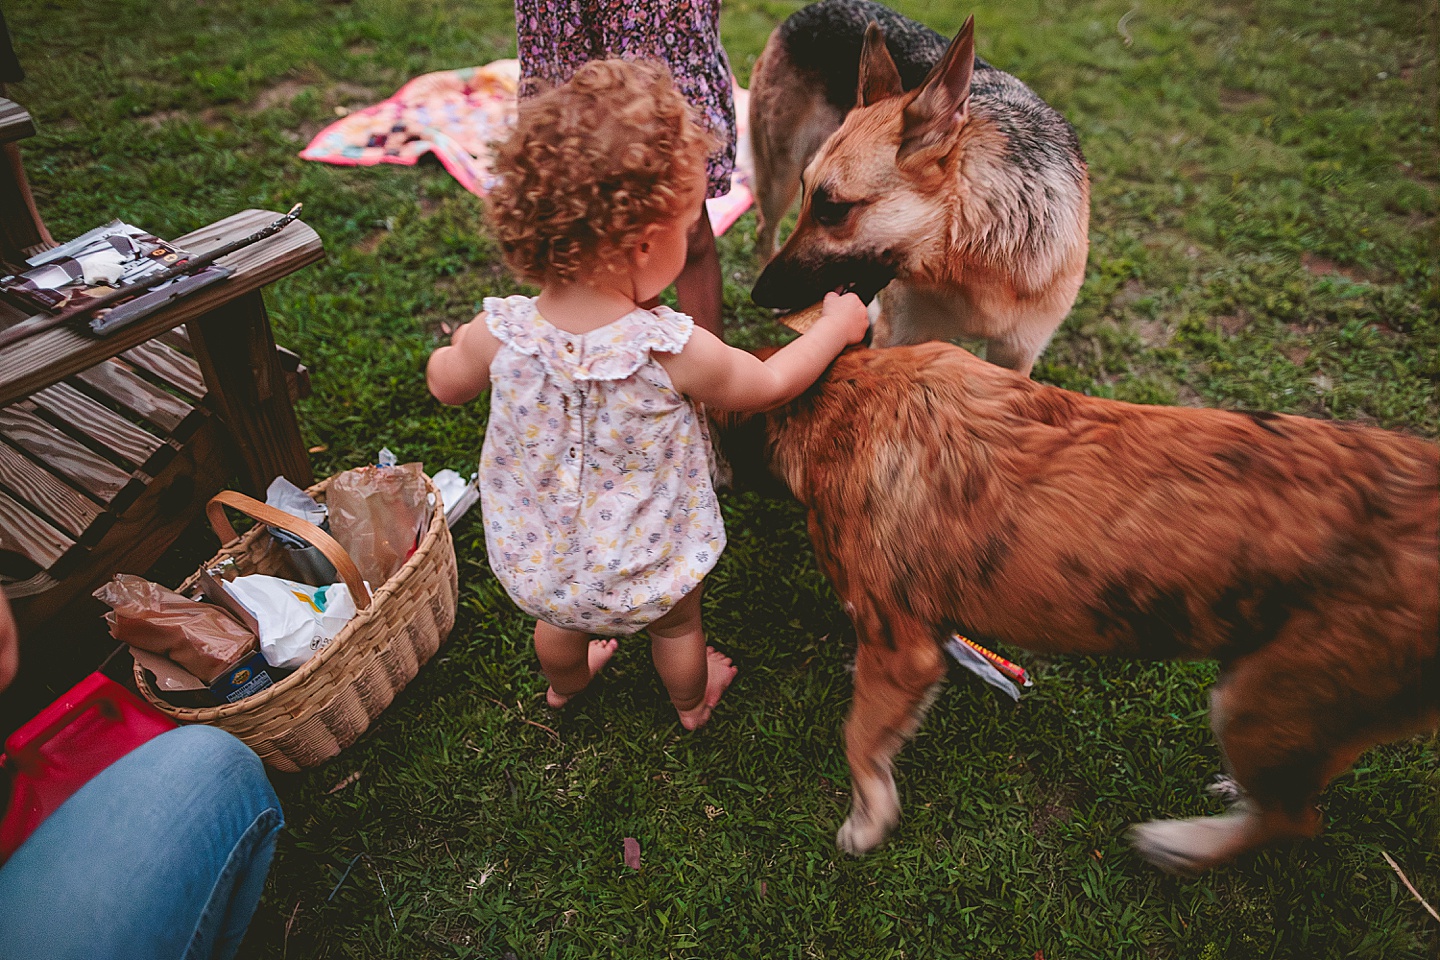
[821,291,870,345]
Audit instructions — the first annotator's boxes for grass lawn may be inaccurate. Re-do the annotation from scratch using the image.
[7,0,1438,956]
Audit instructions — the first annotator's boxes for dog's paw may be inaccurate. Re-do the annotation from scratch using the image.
[1203,775,1245,805]
[1126,821,1212,877]
[1127,802,1257,876]
[836,814,890,857]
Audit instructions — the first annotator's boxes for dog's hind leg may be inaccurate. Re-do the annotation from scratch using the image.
[1129,618,1401,874]
[753,110,840,262]
[836,613,946,856]
[749,40,843,261]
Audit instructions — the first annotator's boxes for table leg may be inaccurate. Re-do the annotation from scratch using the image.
[0,143,51,267]
[185,290,313,495]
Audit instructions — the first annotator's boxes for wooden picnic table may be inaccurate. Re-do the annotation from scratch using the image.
[0,208,323,491]
[0,208,324,635]
[0,98,35,144]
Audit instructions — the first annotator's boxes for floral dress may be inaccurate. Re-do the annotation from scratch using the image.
[513,0,736,199]
[479,295,726,635]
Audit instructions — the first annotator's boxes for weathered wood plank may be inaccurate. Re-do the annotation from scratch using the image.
[0,209,323,404]
[0,99,36,145]
[276,344,312,402]
[121,339,207,400]
[71,359,193,434]
[0,438,103,539]
[0,404,134,502]
[32,381,164,467]
[0,297,28,330]
[157,326,191,353]
[11,417,230,634]
[0,488,73,571]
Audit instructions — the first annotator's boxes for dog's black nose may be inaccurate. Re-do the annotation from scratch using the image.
[750,259,808,309]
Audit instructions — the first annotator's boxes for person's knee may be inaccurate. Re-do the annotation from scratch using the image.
[151,725,263,776]
[143,726,281,820]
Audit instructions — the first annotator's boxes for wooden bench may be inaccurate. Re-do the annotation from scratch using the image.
[0,209,324,636]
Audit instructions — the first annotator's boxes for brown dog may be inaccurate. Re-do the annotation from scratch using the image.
[717,335,1439,873]
[749,4,1090,374]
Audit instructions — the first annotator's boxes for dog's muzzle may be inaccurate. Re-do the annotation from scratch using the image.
[751,252,898,311]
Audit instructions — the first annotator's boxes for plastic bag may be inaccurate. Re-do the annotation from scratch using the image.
[265,476,339,585]
[326,459,429,588]
[265,476,328,531]
[222,575,361,670]
[93,574,254,683]
[431,468,479,526]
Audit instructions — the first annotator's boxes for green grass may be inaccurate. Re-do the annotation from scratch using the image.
[7,0,1438,956]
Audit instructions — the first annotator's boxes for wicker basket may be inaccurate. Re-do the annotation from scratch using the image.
[133,472,459,772]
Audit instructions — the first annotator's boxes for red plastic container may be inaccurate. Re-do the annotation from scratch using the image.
[0,673,176,863]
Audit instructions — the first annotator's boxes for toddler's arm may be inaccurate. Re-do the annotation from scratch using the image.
[660,292,869,413]
[427,311,502,405]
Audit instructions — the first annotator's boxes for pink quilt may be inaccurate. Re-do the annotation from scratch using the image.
[300,60,755,236]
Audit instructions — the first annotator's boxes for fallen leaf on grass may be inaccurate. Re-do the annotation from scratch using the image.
[623,837,641,871]
[326,771,361,794]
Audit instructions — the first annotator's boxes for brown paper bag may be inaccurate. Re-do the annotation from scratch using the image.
[94,574,255,683]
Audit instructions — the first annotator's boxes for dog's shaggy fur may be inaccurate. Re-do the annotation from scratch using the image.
[749,1,1090,374]
[718,342,1439,873]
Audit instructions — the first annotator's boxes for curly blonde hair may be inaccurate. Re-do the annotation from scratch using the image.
[487,59,717,286]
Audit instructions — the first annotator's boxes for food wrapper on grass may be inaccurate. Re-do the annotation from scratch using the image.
[327,459,429,588]
[94,574,255,683]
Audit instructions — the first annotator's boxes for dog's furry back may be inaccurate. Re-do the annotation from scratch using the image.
[724,341,1438,865]
[767,0,949,111]
[769,345,1438,669]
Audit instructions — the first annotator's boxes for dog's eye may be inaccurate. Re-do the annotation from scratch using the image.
[810,189,855,227]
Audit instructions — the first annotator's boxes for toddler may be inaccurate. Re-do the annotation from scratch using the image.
[428,60,868,730]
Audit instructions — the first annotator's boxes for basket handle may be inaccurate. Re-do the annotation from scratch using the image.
[205,491,372,610]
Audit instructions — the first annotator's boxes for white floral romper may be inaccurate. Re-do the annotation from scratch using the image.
[479,295,726,635]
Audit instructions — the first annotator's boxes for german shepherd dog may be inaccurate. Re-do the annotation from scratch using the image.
[716,331,1439,873]
[748,1,1090,374]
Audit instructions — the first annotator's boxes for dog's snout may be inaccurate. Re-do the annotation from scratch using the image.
[752,252,897,311]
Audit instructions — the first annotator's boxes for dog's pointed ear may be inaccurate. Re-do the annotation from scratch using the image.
[857,22,903,106]
[898,14,975,165]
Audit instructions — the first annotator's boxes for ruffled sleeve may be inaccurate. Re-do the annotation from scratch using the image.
[569,306,696,381]
[483,295,543,357]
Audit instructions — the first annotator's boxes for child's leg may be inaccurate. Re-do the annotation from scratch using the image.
[648,584,737,731]
[534,621,618,709]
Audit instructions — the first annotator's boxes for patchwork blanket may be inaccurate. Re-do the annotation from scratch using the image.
[300,60,755,236]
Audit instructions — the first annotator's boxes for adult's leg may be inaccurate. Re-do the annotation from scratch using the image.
[0,725,283,960]
[674,201,724,339]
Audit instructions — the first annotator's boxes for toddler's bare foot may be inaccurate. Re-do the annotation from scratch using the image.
[547,638,619,708]
[675,647,738,731]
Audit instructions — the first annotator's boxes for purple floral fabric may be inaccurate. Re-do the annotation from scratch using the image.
[514,0,737,198]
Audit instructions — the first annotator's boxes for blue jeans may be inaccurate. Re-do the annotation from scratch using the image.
[0,725,283,960]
